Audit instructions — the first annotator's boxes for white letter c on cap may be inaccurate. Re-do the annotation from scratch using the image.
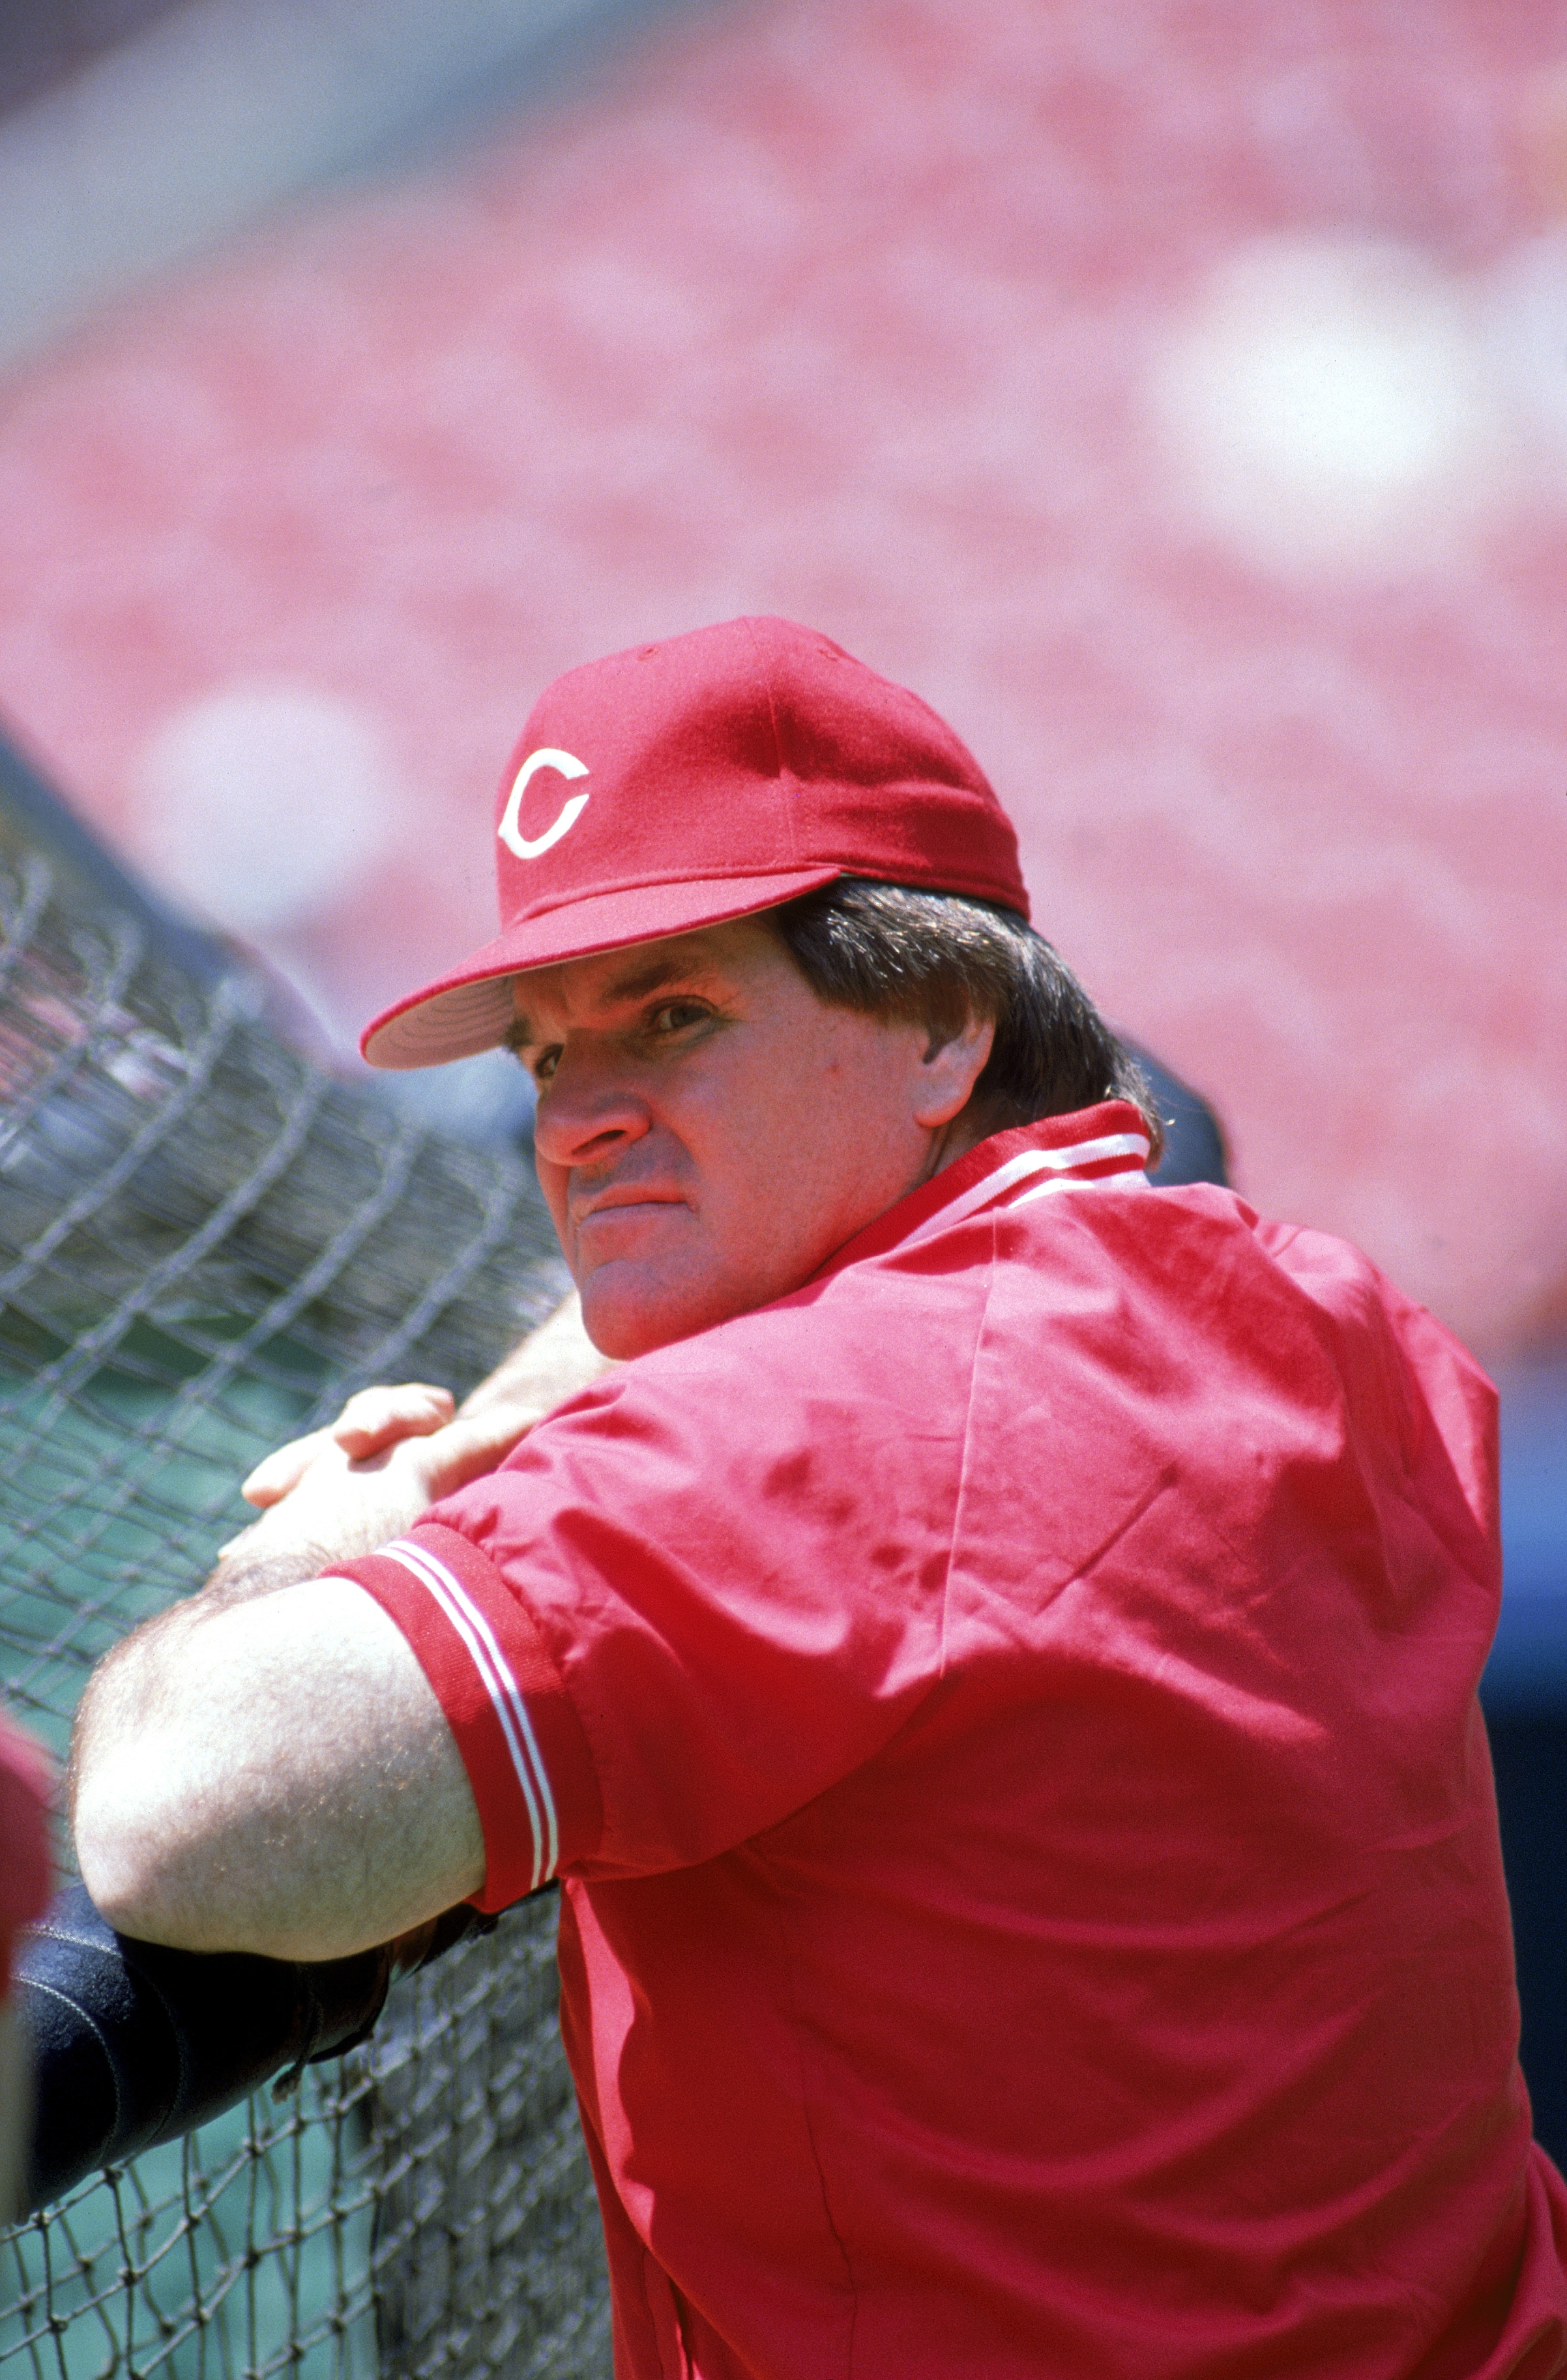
[498,748,590,859]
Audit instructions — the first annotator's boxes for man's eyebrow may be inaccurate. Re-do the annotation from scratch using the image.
[505,955,718,1052]
[602,953,709,1004]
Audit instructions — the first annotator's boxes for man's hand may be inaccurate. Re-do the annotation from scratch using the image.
[220,1292,615,1566]
[237,1382,458,1516]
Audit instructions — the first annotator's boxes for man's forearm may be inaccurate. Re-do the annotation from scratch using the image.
[70,1432,485,1959]
[70,1572,485,1961]
[72,1455,439,1803]
[68,1545,333,1823]
[454,1288,617,1422]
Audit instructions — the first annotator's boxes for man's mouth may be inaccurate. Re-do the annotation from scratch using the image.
[571,1188,686,1230]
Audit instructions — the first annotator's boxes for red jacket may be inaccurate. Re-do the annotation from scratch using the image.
[343,1104,1566,2379]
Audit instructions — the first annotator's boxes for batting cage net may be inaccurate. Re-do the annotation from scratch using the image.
[0,736,611,2379]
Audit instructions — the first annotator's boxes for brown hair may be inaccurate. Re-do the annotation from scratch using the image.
[767,878,1163,1159]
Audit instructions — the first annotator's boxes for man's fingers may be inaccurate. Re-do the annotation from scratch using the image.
[233,1378,507,1561]
[241,1386,457,1511]
[241,1430,332,1508]
[332,1384,455,1458]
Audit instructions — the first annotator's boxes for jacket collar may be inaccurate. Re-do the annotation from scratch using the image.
[815,1100,1152,1283]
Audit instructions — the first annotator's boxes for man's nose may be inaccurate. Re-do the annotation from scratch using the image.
[531,1048,651,1170]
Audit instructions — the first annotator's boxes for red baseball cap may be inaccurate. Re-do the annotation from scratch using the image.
[362,616,1029,1069]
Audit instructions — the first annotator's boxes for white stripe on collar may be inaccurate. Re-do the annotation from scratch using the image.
[902,1129,1150,1251]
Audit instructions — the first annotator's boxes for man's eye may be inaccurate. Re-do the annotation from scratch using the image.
[649,1002,709,1035]
[532,1047,561,1084]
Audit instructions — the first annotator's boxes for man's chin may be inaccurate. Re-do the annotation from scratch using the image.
[577,1263,740,1362]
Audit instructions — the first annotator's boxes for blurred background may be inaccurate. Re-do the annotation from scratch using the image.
[0,0,1562,2128]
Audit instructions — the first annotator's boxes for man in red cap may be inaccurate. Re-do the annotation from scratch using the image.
[70,621,1566,2379]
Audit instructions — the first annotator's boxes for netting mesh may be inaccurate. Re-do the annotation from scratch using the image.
[0,772,611,2377]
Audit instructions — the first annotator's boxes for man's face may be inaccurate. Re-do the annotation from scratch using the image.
[510,918,988,1357]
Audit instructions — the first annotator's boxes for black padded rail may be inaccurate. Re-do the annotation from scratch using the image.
[13,1884,394,2213]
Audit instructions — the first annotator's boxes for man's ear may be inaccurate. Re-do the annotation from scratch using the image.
[909,1011,995,1131]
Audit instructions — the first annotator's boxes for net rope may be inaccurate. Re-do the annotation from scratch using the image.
[0,785,611,2379]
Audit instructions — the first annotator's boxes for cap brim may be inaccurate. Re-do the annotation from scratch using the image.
[361,867,843,1069]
